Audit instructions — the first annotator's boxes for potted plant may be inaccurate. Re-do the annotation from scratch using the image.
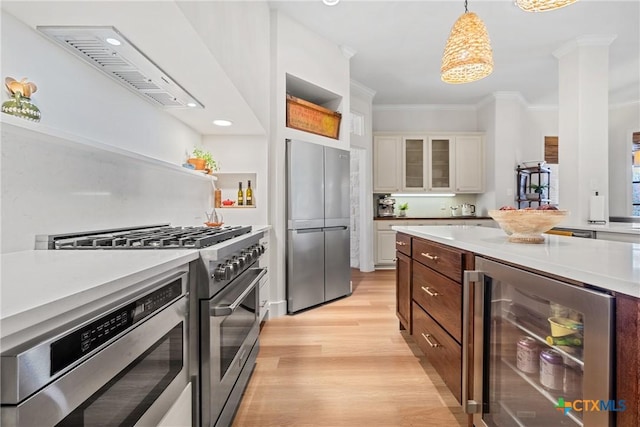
[398,202,409,217]
[188,147,218,172]
[526,183,548,200]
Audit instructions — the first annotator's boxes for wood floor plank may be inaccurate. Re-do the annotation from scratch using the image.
[233,268,466,427]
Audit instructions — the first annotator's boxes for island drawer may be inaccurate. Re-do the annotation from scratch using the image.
[395,233,411,256]
[412,302,461,403]
[412,260,461,343]
[412,238,463,283]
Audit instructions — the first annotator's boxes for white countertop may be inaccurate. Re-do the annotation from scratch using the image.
[556,221,640,235]
[393,225,640,298]
[0,249,199,346]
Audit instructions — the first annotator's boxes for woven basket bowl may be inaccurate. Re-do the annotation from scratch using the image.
[488,209,569,243]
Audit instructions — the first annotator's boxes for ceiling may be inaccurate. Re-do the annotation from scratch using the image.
[270,0,640,107]
[2,1,638,137]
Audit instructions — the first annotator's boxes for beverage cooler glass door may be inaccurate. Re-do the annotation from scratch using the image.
[463,257,615,427]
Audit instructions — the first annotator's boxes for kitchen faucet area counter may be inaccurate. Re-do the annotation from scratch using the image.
[392,225,640,298]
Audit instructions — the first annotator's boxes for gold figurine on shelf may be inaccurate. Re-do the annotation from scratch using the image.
[2,77,41,122]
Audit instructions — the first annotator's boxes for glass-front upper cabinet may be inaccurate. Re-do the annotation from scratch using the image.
[402,137,426,191]
[428,137,454,191]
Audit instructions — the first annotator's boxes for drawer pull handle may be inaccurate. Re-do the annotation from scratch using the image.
[421,333,442,348]
[396,241,407,246]
[421,286,438,297]
[421,252,439,261]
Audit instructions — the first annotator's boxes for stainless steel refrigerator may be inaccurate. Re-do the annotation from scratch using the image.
[286,139,351,314]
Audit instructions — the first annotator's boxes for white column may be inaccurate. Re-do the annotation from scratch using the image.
[554,35,616,223]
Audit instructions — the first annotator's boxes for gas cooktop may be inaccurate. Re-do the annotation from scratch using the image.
[36,224,252,250]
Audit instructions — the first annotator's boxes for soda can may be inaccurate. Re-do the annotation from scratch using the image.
[516,336,539,374]
[540,349,564,390]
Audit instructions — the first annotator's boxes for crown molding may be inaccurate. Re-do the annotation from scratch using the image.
[340,44,357,59]
[373,103,476,112]
[553,34,618,59]
[371,94,637,113]
[609,100,640,110]
[350,79,376,100]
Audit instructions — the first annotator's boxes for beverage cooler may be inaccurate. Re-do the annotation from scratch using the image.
[463,257,615,427]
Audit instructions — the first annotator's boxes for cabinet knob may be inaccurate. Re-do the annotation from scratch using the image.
[395,241,407,246]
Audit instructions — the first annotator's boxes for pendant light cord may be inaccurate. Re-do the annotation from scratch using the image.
[464,0,468,13]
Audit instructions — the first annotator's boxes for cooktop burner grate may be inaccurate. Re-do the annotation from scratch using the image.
[49,225,252,249]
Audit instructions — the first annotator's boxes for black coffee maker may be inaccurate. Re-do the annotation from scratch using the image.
[377,195,396,217]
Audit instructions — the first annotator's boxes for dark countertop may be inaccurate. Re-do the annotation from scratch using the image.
[374,216,493,221]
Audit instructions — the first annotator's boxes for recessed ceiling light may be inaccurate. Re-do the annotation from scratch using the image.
[323,0,339,5]
[187,102,197,108]
[105,37,121,46]
[213,119,233,127]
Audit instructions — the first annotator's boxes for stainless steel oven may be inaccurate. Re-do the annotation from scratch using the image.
[35,223,266,427]
[1,270,189,427]
[198,256,266,427]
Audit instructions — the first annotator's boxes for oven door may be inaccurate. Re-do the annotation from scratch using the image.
[1,294,188,427]
[200,267,266,427]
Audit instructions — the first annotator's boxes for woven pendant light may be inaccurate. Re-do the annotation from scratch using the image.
[441,1,493,84]
[516,0,578,13]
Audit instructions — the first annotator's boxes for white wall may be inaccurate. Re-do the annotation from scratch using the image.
[269,10,351,317]
[373,105,477,132]
[177,1,271,130]
[1,123,212,253]
[609,102,640,216]
[476,99,497,214]
[1,11,210,253]
[350,80,375,272]
[519,102,639,217]
[202,135,269,226]
[1,11,202,163]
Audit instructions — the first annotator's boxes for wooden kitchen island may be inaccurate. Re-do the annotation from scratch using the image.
[393,225,640,427]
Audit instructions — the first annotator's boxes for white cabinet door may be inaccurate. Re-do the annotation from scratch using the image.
[373,136,401,192]
[401,137,427,191]
[427,136,455,192]
[375,230,398,265]
[454,135,484,193]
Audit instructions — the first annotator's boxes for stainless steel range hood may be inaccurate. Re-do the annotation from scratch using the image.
[37,26,204,109]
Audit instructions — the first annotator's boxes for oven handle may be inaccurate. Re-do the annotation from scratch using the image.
[462,270,483,415]
[212,268,267,317]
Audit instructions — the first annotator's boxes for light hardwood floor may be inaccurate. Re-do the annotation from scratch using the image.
[232,269,467,427]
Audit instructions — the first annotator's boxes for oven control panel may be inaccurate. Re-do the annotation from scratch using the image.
[50,279,183,375]
[213,244,265,283]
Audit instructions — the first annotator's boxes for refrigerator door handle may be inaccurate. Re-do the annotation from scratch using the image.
[293,228,323,234]
[462,270,483,415]
[323,226,348,231]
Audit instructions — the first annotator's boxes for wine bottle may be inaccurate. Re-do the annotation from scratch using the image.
[246,180,253,206]
[237,182,244,206]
